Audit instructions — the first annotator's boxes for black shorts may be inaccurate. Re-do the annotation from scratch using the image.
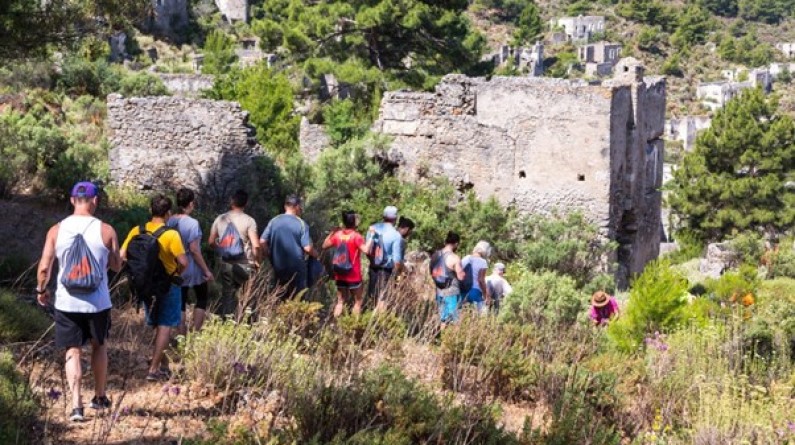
[55,309,111,349]
[181,282,209,311]
[335,280,362,290]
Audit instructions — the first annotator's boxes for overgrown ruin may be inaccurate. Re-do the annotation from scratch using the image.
[372,59,666,285]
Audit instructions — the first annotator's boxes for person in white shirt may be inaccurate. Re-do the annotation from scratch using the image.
[486,262,512,313]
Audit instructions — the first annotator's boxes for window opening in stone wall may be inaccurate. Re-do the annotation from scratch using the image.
[577,174,585,181]
[519,170,526,178]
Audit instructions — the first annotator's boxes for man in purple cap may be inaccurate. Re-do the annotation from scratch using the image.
[37,182,123,422]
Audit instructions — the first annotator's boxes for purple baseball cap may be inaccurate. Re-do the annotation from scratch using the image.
[71,181,99,198]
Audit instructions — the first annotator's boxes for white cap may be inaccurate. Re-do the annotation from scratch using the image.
[495,262,506,271]
[383,206,398,219]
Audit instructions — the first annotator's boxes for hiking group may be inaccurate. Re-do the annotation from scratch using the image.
[35,181,620,423]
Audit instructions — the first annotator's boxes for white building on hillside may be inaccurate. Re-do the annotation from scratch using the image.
[551,16,605,42]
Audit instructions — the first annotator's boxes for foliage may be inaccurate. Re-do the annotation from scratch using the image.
[0,350,38,444]
[322,99,370,147]
[705,264,760,302]
[664,229,704,264]
[607,260,690,352]
[305,135,519,256]
[56,56,122,97]
[511,2,543,47]
[617,0,677,32]
[440,314,536,400]
[118,72,169,96]
[669,88,795,241]
[636,26,665,54]
[726,231,765,265]
[660,54,684,77]
[670,5,713,49]
[0,292,51,343]
[717,32,775,66]
[286,365,517,444]
[767,247,795,278]
[251,0,487,88]
[336,311,407,350]
[517,212,616,290]
[201,29,237,75]
[179,317,303,392]
[207,64,300,159]
[544,50,579,78]
[500,271,588,327]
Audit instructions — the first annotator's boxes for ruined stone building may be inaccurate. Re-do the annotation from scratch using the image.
[107,94,265,209]
[579,42,622,77]
[488,43,545,76]
[777,42,795,58]
[370,59,666,286]
[665,116,712,152]
[215,0,249,22]
[551,15,606,42]
[697,68,772,110]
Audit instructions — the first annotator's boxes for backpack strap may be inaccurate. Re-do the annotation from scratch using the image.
[152,226,173,239]
[139,223,148,235]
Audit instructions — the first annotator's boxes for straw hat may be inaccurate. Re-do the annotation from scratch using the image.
[591,291,610,308]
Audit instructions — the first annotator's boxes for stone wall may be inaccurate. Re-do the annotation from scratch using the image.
[299,117,331,163]
[156,73,215,97]
[215,0,249,22]
[107,94,265,210]
[372,63,666,286]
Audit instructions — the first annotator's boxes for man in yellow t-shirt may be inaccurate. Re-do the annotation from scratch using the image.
[121,194,187,382]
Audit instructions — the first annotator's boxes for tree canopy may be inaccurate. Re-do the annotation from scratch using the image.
[669,88,795,240]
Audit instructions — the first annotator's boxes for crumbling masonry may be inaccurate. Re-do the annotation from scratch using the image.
[372,60,666,285]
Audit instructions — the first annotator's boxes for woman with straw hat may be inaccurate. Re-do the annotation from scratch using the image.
[590,291,619,326]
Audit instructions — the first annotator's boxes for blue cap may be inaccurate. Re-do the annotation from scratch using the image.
[71,181,99,198]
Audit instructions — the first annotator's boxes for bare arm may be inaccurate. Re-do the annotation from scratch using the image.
[208,225,219,249]
[478,269,490,302]
[102,223,122,273]
[36,225,58,306]
[322,229,339,250]
[248,228,261,264]
[304,243,318,259]
[189,239,213,281]
[452,255,465,281]
[359,227,375,254]
[175,253,188,274]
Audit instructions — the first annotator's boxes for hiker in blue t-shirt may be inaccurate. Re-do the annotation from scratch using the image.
[365,206,404,310]
[260,195,318,300]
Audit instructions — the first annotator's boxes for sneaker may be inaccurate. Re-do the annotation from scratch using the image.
[69,407,85,422]
[145,369,171,382]
[90,395,111,410]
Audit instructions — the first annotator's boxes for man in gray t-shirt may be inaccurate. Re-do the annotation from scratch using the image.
[208,190,260,317]
[260,195,318,300]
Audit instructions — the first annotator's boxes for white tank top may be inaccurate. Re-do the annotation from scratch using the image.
[54,216,111,313]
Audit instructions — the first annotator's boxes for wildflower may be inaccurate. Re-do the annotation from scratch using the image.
[233,362,247,374]
[46,388,62,401]
[656,342,669,352]
[742,293,754,307]
[162,384,170,394]
[171,386,181,396]
[121,406,131,415]
[788,420,795,433]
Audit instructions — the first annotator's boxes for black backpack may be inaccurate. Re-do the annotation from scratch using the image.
[125,225,174,314]
[430,250,452,290]
[460,260,474,295]
[332,233,354,274]
[60,219,104,294]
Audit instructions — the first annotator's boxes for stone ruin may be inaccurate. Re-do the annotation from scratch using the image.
[107,94,266,210]
[371,59,666,286]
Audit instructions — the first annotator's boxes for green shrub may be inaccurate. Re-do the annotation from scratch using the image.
[727,231,765,265]
[0,292,52,343]
[337,311,406,350]
[518,212,616,289]
[118,72,169,96]
[285,365,517,444]
[322,99,370,147]
[665,229,704,264]
[56,56,122,97]
[440,314,537,400]
[607,260,689,352]
[0,350,38,444]
[499,271,587,327]
[767,248,795,279]
[179,317,303,393]
[705,264,759,303]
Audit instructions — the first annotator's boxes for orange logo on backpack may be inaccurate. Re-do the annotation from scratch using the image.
[67,257,91,281]
[218,233,235,248]
[431,264,444,278]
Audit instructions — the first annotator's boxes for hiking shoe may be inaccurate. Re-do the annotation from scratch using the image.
[90,395,111,410]
[145,369,171,382]
[69,407,85,422]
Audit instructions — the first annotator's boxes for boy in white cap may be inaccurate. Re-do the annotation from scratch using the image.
[486,262,512,313]
[365,205,404,310]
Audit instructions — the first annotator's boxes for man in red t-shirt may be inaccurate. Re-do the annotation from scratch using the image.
[322,210,373,317]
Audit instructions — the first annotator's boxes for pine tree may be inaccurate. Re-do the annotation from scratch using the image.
[511,2,542,47]
[201,30,238,75]
[669,88,795,240]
